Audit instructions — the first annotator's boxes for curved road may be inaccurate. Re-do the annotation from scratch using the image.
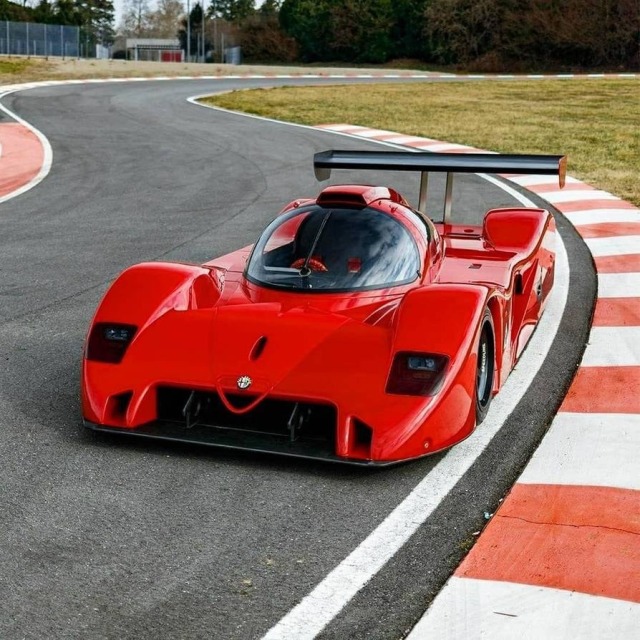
[0,78,594,639]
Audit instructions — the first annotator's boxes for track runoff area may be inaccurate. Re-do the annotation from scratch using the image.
[0,76,637,638]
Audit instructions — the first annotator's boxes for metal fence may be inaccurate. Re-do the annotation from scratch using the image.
[0,21,80,58]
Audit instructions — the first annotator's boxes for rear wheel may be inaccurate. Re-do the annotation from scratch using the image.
[475,310,495,424]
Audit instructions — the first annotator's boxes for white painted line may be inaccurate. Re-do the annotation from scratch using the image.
[598,272,640,298]
[564,208,639,226]
[261,232,570,640]
[540,189,618,204]
[417,142,474,152]
[0,90,53,205]
[346,128,395,138]
[409,577,640,639]
[585,235,640,257]
[381,135,425,144]
[189,105,571,640]
[517,413,640,490]
[507,174,581,187]
[186,81,638,637]
[316,123,357,131]
[582,326,640,366]
[188,97,640,635]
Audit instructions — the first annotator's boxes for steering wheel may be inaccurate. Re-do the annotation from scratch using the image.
[291,257,328,272]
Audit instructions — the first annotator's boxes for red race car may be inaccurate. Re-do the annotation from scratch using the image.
[82,150,565,465]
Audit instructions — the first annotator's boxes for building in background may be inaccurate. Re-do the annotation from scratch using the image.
[112,36,182,61]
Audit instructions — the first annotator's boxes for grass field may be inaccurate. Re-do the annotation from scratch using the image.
[205,80,640,206]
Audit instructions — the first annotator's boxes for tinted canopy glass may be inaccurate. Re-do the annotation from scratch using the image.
[246,205,421,292]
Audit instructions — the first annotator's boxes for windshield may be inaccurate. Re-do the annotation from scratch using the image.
[246,205,421,292]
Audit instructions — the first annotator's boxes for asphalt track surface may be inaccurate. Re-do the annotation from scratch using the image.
[0,78,595,639]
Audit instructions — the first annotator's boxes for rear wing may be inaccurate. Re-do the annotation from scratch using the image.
[313,150,566,223]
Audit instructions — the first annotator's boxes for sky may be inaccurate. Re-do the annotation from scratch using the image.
[113,0,260,29]
[113,0,126,26]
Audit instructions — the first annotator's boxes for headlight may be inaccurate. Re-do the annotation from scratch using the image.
[386,352,449,396]
[86,323,137,364]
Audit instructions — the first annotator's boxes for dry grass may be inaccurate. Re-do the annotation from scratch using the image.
[205,80,640,206]
[0,57,262,83]
[0,56,433,85]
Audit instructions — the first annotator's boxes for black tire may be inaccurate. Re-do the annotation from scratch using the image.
[475,310,496,424]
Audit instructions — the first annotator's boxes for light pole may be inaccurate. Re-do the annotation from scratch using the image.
[213,5,217,63]
[186,0,191,62]
[201,0,206,63]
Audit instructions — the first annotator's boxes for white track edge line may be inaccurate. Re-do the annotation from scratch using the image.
[263,232,569,640]
[185,101,571,639]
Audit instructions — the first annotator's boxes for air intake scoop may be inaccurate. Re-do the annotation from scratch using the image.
[316,185,405,208]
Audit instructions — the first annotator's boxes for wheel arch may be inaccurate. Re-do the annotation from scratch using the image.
[485,295,504,394]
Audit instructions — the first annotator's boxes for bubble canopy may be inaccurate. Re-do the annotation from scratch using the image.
[245,205,421,292]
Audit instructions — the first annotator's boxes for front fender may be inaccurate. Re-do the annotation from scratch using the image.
[378,284,491,459]
[393,284,489,359]
[82,262,222,425]
[90,262,221,328]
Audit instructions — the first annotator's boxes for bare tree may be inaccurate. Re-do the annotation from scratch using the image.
[147,0,184,37]
[119,0,152,36]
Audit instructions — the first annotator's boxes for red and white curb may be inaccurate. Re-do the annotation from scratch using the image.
[0,94,52,204]
[0,121,46,202]
[317,124,640,637]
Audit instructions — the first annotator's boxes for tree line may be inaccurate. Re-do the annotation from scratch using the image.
[225,0,640,70]
[2,0,637,69]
